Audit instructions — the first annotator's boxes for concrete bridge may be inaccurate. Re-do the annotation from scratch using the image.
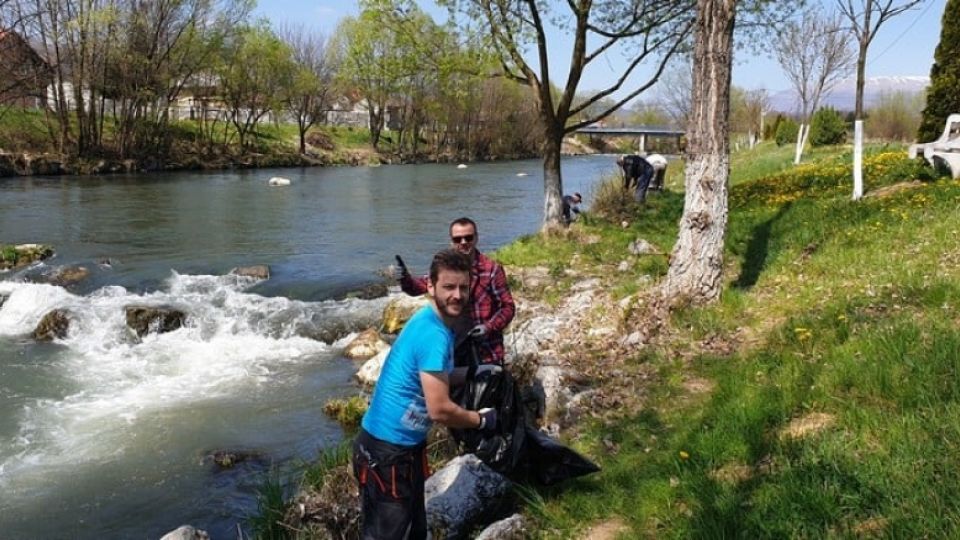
[575,125,685,154]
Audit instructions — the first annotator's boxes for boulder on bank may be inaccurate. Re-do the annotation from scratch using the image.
[230,265,270,280]
[343,328,389,360]
[356,347,390,386]
[476,514,527,540]
[425,454,511,539]
[32,309,70,341]
[382,295,430,334]
[159,525,209,540]
[628,238,661,256]
[125,306,186,337]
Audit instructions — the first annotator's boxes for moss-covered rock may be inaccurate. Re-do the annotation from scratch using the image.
[0,243,54,271]
[124,306,186,337]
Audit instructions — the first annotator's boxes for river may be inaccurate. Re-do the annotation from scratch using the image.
[0,155,614,539]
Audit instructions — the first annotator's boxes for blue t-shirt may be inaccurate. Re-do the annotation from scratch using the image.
[362,306,454,446]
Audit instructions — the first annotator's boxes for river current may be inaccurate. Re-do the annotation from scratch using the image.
[0,155,614,538]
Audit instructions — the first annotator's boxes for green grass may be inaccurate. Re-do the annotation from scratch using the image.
[498,143,960,537]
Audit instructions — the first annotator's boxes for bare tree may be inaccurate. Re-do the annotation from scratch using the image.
[440,0,695,231]
[837,0,925,119]
[656,55,693,128]
[775,9,855,122]
[279,24,337,155]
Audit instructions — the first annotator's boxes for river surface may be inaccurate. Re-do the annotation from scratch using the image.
[0,155,614,539]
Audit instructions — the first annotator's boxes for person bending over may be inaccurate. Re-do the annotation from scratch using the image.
[354,249,497,539]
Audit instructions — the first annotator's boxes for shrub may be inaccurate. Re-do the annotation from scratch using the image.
[589,175,642,222]
[808,107,848,146]
[866,91,925,141]
[764,114,784,141]
[775,118,799,146]
[323,395,368,429]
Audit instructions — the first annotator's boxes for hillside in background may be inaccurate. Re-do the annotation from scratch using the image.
[769,75,929,114]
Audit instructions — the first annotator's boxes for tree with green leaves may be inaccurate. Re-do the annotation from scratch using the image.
[917,0,960,142]
[218,24,296,149]
[439,0,694,231]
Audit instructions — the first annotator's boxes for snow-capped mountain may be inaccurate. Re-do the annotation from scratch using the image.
[768,75,929,114]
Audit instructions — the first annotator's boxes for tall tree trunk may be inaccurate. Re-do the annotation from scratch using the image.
[854,37,869,119]
[661,0,735,304]
[541,124,564,232]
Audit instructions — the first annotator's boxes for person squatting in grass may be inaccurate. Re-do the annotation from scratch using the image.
[396,217,515,366]
[562,192,583,226]
[354,249,499,539]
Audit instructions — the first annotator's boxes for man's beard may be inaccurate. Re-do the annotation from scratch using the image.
[435,295,464,318]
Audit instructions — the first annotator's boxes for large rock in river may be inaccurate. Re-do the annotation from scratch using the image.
[230,265,270,280]
[356,347,390,386]
[0,243,54,271]
[343,328,389,360]
[382,294,429,334]
[125,306,186,337]
[32,309,70,341]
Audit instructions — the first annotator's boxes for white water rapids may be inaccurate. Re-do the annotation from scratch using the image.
[0,270,388,507]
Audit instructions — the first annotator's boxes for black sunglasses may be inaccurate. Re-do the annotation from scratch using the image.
[451,234,475,244]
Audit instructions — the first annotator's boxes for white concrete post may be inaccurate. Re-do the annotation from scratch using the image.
[853,120,864,200]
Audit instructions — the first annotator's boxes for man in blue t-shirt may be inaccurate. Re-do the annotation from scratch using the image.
[353,249,498,540]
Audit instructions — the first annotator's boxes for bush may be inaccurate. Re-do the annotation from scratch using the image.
[774,118,799,146]
[867,91,925,141]
[589,175,642,222]
[764,114,784,141]
[808,107,848,146]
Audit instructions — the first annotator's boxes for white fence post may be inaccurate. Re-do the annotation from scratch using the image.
[853,120,864,200]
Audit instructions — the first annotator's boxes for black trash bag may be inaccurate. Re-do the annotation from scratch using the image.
[450,342,600,484]
[449,367,526,475]
[523,426,601,486]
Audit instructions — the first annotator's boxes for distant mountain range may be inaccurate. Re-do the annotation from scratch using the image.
[768,75,929,114]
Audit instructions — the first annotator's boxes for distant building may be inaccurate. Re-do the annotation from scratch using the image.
[0,29,53,109]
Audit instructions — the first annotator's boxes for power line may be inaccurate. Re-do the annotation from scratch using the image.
[871,0,939,62]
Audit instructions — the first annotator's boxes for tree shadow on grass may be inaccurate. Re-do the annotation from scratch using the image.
[733,202,793,290]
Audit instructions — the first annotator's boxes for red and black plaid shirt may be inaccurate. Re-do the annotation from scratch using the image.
[400,251,515,364]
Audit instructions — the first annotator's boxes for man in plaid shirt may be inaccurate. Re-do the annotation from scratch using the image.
[397,217,515,365]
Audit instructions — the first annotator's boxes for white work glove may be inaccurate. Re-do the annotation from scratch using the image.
[477,407,497,432]
[467,324,487,338]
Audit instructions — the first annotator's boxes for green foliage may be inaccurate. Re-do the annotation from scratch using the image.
[918,0,960,142]
[248,469,288,540]
[764,114,784,141]
[774,118,799,146]
[808,107,847,147]
[589,175,642,223]
[301,442,353,490]
[322,395,368,430]
[0,245,17,264]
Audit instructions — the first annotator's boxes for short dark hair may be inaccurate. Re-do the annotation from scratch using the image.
[430,249,471,283]
[574,192,582,201]
[449,217,477,235]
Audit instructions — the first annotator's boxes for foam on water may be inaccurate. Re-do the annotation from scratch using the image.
[0,272,388,487]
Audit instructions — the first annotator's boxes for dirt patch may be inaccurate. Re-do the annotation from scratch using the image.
[851,516,889,537]
[682,377,715,395]
[780,412,836,440]
[863,181,924,199]
[710,463,754,484]
[581,517,628,540]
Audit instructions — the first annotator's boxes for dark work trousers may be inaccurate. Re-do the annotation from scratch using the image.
[353,428,429,540]
[635,166,654,202]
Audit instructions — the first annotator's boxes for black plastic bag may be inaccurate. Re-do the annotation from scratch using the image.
[450,342,600,484]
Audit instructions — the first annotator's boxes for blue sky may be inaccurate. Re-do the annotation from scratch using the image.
[255,0,946,100]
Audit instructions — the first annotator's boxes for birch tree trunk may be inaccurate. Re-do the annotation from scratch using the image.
[661,0,735,304]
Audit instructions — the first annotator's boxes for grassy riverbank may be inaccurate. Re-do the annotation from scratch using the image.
[495,142,960,537]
